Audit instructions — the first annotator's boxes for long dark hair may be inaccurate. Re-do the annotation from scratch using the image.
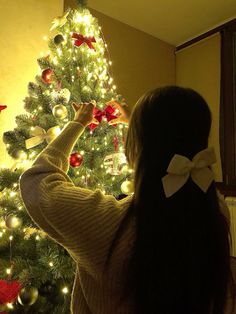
[105,86,235,314]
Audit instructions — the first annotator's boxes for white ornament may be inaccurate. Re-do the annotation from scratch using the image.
[104,153,127,175]
[51,88,71,103]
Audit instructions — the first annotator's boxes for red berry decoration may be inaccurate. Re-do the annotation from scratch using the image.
[70,152,83,167]
[41,68,53,84]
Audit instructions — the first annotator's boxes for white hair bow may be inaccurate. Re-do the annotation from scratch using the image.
[162,147,216,198]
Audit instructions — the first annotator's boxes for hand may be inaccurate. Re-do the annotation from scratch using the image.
[72,101,98,127]
[107,99,131,125]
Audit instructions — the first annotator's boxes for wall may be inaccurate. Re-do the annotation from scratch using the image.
[0,0,63,167]
[64,0,176,107]
[176,33,222,182]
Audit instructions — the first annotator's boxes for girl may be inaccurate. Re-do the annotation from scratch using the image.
[20,86,235,313]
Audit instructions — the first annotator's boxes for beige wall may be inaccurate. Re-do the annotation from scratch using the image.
[176,33,222,182]
[0,0,63,167]
[65,0,176,107]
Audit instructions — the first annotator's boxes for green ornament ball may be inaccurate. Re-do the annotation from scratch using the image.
[17,286,39,306]
[54,34,64,45]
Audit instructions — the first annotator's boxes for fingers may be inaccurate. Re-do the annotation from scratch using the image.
[72,102,81,112]
[72,101,95,112]
[108,118,121,125]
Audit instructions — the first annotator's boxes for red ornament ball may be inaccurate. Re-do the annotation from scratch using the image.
[0,279,21,304]
[70,152,83,167]
[41,68,53,84]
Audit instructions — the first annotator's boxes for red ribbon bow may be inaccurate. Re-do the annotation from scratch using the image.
[0,280,21,304]
[0,105,7,113]
[72,33,96,50]
[89,105,118,130]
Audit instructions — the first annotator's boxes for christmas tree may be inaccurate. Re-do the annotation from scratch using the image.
[0,1,132,312]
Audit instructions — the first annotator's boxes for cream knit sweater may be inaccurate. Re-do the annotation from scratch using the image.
[20,121,230,314]
[20,121,135,313]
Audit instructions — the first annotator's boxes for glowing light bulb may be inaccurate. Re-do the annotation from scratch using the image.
[62,287,69,294]
[6,268,11,275]
[0,232,3,237]
[35,235,40,241]
[7,303,14,309]
[49,262,54,267]
[9,236,13,241]
[10,191,16,197]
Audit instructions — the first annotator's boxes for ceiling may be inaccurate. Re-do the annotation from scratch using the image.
[88,0,236,46]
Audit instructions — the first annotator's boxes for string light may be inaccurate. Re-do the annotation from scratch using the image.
[35,235,40,241]
[6,268,11,275]
[9,236,13,241]
[10,191,16,197]
[7,303,14,309]
[0,232,3,237]
[49,262,54,267]
[62,287,69,294]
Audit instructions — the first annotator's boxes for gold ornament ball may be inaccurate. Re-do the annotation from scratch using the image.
[5,215,22,229]
[52,104,68,119]
[18,286,39,306]
[121,180,134,195]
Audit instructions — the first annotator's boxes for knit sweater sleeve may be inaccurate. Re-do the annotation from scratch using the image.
[20,121,131,274]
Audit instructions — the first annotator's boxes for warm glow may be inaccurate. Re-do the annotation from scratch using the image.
[7,303,14,309]
[62,287,69,294]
